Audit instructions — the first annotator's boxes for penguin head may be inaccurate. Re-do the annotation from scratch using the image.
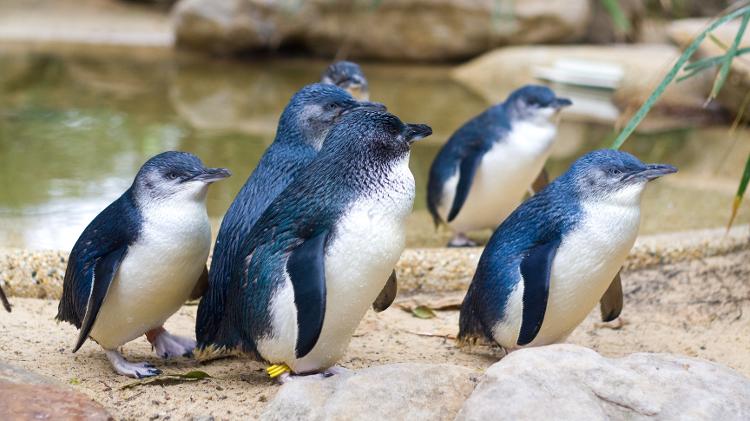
[321,61,369,101]
[134,151,231,202]
[279,83,385,150]
[565,149,677,205]
[321,109,432,161]
[505,85,572,124]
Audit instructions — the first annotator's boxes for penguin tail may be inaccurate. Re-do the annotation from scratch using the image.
[457,290,485,347]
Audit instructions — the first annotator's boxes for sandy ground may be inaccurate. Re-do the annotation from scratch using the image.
[1,249,749,420]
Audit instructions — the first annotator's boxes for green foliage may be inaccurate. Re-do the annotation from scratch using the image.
[601,0,632,33]
[120,370,212,390]
[608,5,750,229]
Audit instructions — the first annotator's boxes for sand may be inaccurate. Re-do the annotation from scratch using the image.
[0,249,748,420]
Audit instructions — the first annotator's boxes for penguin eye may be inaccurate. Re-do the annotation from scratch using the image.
[326,103,338,111]
[608,168,622,176]
[166,172,179,180]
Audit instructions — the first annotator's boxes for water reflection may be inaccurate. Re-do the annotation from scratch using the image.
[0,48,747,250]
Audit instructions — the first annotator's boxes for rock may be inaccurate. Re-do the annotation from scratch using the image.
[452,44,719,128]
[668,18,750,121]
[261,363,480,420]
[173,0,592,61]
[0,362,113,420]
[456,344,750,420]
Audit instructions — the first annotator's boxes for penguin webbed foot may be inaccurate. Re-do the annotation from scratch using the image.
[105,350,161,378]
[147,328,197,359]
[276,366,350,384]
[447,233,477,248]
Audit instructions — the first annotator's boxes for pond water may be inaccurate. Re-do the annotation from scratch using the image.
[1,45,748,250]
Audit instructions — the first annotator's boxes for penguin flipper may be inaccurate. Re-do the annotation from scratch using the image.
[0,284,11,312]
[599,271,623,322]
[517,239,560,346]
[190,265,209,301]
[447,152,483,222]
[372,270,398,312]
[74,246,128,352]
[287,230,329,359]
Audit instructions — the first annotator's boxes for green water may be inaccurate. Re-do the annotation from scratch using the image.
[1,47,748,250]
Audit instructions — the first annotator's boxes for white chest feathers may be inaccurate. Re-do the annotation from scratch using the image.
[259,155,415,373]
[90,198,211,349]
[493,183,646,349]
[439,120,557,232]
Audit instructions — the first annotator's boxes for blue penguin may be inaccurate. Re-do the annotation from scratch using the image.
[198,109,431,377]
[458,150,676,349]
[427,85,572,247]
[56,152,230,378]
[199,84,386,346]
[321,61,369,101]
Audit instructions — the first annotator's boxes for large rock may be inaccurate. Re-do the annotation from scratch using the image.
[668,18,750,121]
[173,0,592,61]
[452,44,719,128]
[457,344,750,420]
[261,363,480,420]
[0,362,113,420]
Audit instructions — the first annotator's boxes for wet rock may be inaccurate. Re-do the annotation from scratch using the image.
[668,18,750,121]
[453,44,717,128]
[173,0,592,61]
[456,344,750,420]
[0,362,113,420]
[261,363,479,420]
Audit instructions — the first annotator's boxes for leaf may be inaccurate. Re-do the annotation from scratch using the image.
[69,377,81,385]
[411,306,437,319]
[727,152,750,231]
[710,11,750,100]
[611,5,750,150]
[119,370,212,390]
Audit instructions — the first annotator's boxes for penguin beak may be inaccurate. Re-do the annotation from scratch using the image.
[192,167,232,183]
[552,97,573,109]
[403,123,433,143]
[623,164,678,182]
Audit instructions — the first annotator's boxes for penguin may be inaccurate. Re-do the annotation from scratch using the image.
[458,150,677,350]
[198,109,431,377]
[200,84,389,348]
[426,85,572,247]
[56,152,230,378]
[321,61,370,101]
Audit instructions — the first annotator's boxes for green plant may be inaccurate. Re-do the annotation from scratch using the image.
[608,4,750,229]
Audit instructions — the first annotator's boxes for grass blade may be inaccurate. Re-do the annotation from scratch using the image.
[684,46,750,71]
[601,0,631,33]
[727,152,750,231]
[710,11,750,99]
[610,5,750,150]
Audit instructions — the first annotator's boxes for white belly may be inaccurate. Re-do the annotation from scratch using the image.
[493,185,644,349]
[258,156,414,373]
[439,121,556,233]
[90,200,211,349]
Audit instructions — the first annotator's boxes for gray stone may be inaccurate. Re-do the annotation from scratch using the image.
[261,363,480,421]
[173,0,592,61]
[456,344,750,420]
[0,362,113,420]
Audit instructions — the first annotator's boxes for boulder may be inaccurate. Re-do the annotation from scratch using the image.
[173,0,592,61]
[0,362,113,420]
[668,18,750,121]
[452,44,719,128]
[456,344,750,420]
[260,363,480,420]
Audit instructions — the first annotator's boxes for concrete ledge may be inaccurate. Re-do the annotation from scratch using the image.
[1,225,747,299]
